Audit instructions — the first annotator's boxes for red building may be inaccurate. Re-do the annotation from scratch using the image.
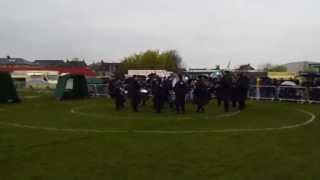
[0,57,96,76]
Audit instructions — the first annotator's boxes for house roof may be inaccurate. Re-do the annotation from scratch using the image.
[238,64,255,71]
[0,58,34,65]
[67,61,87,67]
[0,67,96,76]
[34,60,65,66]
[34,60,88,67]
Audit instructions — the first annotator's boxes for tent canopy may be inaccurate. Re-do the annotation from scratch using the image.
[54,74,89,100]
[281,81,297,86]
[0,72,20,103]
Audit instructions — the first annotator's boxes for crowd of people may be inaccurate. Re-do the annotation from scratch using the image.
[251,76,320,101]
[108,72,250,113]
[257,76,320,87]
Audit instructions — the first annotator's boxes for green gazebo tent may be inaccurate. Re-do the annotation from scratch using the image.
[0,72,20,103]
[54,74,89,100]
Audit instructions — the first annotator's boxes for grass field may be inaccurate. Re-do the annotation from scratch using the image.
[0,92,320,180]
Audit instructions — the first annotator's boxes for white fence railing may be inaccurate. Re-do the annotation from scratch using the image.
[249,85,320,103]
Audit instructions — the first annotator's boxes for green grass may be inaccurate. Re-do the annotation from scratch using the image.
[0,93,319,180]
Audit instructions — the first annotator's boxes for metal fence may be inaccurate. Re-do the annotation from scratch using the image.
[249,85,320,103]
[16,83,109,97]
[88,84,109,97]
[309,87,320,103]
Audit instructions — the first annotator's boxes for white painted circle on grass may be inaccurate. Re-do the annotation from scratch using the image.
[0,108,316,134]
[70,105,241,120]
[23,96,40,99]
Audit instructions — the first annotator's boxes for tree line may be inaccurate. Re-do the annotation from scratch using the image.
[118,50,184,75]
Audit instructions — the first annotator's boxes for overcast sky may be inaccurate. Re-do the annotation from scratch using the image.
[1,0,320,68]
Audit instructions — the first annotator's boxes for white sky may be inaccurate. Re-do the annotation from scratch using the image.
[1,0,320,68]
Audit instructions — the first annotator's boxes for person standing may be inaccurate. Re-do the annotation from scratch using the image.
[140,79,149,106]
[113,81,125,110]
[193,78,210,112]
[237,73,250,110]
[152,78,165,113]
[128,76,141,112]
[174,75,188,113]
[108,80,116,99]
[163,78,173,108]
[220,71,233,112]
[214,77,223,107]
[231,75,239,108]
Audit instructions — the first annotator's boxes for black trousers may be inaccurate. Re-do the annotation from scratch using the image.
[238,100,246,110]
[115,99,124,110]
[175,97,185,112]
[223,99,230,112]
[232,100,237,108]
[131,98,140,112]
[196,104,205,112]
[217,98,221,106]
[154,98,164,113]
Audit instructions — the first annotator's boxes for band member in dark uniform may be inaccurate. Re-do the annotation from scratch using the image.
[163,78,173,108]
[140,80,149,106]
[214,77,223,107]
[237,73,250,110]
[193,78,210,112]
[108,80,116,99]
[128,76,141,112]
[174,75,188,113]
[231,75,239,108]
[220,71,233,112]
[113,81,125,110]
[152,78,165,113]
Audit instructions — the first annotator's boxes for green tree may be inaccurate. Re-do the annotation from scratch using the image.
[268,65,287,72]
[119,49,183,74]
